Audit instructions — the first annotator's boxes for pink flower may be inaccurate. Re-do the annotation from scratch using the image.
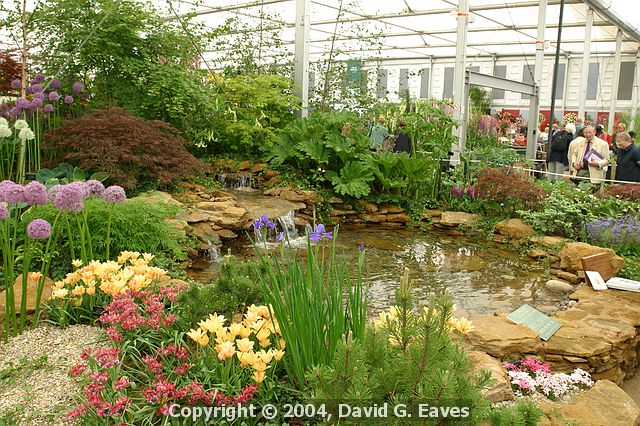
[113,377,131,391]
[66,405,87,421]
[70,364,87,376]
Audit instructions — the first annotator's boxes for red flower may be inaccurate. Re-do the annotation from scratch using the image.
[174,363,190,375]
[70,364,87,376]
[113,376,131,391]
[66,405,87,421]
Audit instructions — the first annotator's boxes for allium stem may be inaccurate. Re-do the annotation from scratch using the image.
[33,212,61,327]
[105,206,113,260]
[64,214,76,260]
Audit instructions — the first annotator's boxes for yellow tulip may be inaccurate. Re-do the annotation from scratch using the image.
[251,360,268,372]
[259,339,270,348]
[216,341,235,361]
[228,323,243,340]
[278,339,286,350]
[273,349,285,362]
[255,327,270,342]
[236,338,254,353]
[187,328,209,347]
[71,285,85,296]
[29,272,42,282]
[237,351,257,367]
[252,370,266,384]
[71,297,82,307]
[239,326,252,339]
[86,285,96,296]
[72,259,83,268]
[51,288,68,299]
[257,350,274,364]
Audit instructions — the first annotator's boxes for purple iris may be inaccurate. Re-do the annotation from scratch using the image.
[359,242,365,252]
[308,224,332,243]
[277,231,285,242]
[253,214,275,231]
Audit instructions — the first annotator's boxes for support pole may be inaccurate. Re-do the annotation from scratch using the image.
[608,29,623,133]
[293,0,310,117]
[528,0,547,157]
[578,8,593,121]
[451,0,469,165]
[548,0,565,130]
[631,46,640,130]
[428,56,435,98]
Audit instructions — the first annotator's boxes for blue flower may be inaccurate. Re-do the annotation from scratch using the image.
[308,223,332,243]
[277,231,285,242]
[254,214,275,231]
[359,242,365,252]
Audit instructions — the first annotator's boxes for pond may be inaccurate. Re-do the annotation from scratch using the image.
[187,224,562,318]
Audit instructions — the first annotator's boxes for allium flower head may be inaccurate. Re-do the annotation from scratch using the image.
[43,104,54,113]
[34,73,46,83]
[85,180,105,197]
[10,79,21,90]
[32,98,43,108]
[0,117,7,127]
[0,204,8,220]
[0,126,11,138]
[33,92,45,100]
[54,184,85,212]
[1,181,25,204]
[47,184,62,203]
[9,107,21,118]
[64,95,74,105]
[48,91,60,101]
[103,185,126,203]
[31,83,43,93]
[72,81,84,93]
[15,98,30,110]
[27,219,52,239]
[13,119,28,129]
[67,181,90,199]
[49,79,61,89]
[18,127,35,140]
[24,181,48,205]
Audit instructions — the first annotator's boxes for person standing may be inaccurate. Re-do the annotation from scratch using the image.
[570,125,610,184]
[393,120,412,154]
[547,123,574,182]
[369,117,389,150]
[611,122,627,151]
[574,117,584,137]
[614,132,640,183]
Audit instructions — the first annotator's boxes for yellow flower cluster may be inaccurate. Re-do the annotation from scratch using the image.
[448,317,474,335]
[50,251,168,302]
[186,305,285,384]
[370,304,474,335]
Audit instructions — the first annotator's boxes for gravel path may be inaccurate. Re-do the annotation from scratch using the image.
[0,325,104,425]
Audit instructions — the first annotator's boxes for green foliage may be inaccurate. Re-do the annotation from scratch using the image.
[620,255,640,281]
[36,163,109,186]
[330,160,374,198]
[206,74,299,157]
[32,0,217,143]
[175,256,264,330]
[519,182,640,240]
[255,226,367,388]
[21,198,187,280]
[469,86,491,117]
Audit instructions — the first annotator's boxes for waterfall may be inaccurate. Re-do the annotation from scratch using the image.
[205,239,222,262]
[219,173,253,190]
[277,211,298,239]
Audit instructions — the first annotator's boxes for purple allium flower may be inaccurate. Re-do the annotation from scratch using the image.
[15,98,30,109]
[2,182,25,205]
[43,104,54,113]
[49,79,61,89]
[64,95,74,105]
[0,204,8,221]
[308,223,332,243]
[48,91,60,101]
[32,98,43,108]
[9,106,21,118]
[85,180,105,198]
[103,185,126,203]
[24,181,48,205]
[27,219,51,239]
[25,87,32,95]
[72,81,84,93]
[253,213,275,230]
[31,83,43,93]
[34,73,46,83]
[46,184,62,203]
[33,92,45,100]
[68,181,90,199]
[53,185,84,212]
[10,79,21,90]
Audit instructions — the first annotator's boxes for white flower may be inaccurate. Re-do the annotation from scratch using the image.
[18,127,35,140]
[13,119,28,130]
[0,117,7,126]
[0,126,12,138]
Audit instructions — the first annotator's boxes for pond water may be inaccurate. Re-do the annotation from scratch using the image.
[187,225,562,318]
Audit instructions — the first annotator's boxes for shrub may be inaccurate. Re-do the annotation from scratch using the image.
[176,256,264,330]
[42,108,204,190]
[586,215,640,256]
[603,184,640,202]
[476,167,546,216]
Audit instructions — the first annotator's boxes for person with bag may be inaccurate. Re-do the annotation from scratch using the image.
[569,125,610,184]
[546,123,574,182]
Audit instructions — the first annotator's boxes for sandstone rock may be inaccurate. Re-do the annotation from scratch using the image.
[251,163,269,173]
[385,213,410,223]
[558,242,625,274]
[528,248,548,259]
[545,280,575,293]
[331,209,358,216]
[551,270,580,284]
[378,203,404,214]
[426,209,443,217]
[538,380,640,426]
[464,316,542,357]
[216,229,238,240]
[0,274,54,319]
[262,169,280,179]
[544,326,612,358]
[237,160,251,171]
[183,210,210,223]
[360,214,388,223]
[357,200,378,213]
[134,191,184,207]
[262,177,281,187]
[164,219,189,237]
[329,197,344,204]
[191,223,222,245]
[467,351,514,403]
[495,218,534,239]
[439,211,481,227]
[262,186,322,205]
[380,222,403,229]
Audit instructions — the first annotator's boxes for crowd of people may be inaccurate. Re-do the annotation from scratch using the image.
[545,118,640,184]
[368,117,412,154]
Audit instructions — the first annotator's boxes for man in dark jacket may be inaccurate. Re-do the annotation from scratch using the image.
[546,123,574,182]
[615,132,640,183]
